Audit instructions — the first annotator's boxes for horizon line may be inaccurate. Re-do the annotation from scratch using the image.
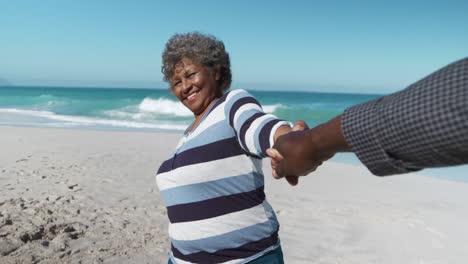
[1,83,387,96]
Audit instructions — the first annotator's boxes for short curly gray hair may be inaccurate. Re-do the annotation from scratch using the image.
[161,32,232,92]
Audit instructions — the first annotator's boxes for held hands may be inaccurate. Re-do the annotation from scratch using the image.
[267,116,348,184]
[271,120,308,186]
[266,129,334,181]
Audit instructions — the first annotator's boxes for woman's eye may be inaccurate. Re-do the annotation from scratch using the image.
[187,72,196,78]
[173,81,181,88]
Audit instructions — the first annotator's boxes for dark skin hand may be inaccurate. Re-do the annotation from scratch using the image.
[267,115,351,179]
[273,120,309,186]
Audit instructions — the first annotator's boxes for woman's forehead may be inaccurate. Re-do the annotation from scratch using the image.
[174,58,197,68]
[174,58,197,71]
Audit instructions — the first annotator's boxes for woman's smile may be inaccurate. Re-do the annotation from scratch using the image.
[186,90,199,101]
[171,58,220,118]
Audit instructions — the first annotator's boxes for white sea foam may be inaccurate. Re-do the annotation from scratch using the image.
[38,94,55,99]
[138,97,192,117]
[263,104,285,113]
[0,108,56,116]
[0,99,284,132]
[103,109,145,120]
[108,98,283,120]
[0,108,186,131]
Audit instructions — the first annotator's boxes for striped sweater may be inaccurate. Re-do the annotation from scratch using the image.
[156,89,290,264]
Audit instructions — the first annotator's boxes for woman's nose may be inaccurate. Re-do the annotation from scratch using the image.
[182,79,192,92]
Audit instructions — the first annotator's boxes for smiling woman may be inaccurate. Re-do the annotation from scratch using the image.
[155,32,304,264]
[170,58,221,122]
[161,33,232,132]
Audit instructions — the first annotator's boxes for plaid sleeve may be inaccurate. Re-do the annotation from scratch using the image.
[342,57,468,176]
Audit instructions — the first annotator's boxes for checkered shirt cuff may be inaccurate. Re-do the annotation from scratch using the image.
[342,99,421,176]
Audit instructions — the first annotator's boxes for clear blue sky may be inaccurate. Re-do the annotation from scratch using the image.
[1,0,467,93]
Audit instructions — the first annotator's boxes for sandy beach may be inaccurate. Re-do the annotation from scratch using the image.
[1,126,468,264]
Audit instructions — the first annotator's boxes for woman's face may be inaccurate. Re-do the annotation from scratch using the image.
[171,58,221,117]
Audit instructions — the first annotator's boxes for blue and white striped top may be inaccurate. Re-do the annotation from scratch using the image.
[156,89,290,264]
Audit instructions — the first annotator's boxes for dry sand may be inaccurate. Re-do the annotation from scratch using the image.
[1,126,468,264]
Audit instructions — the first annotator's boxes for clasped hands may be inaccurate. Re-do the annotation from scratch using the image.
[267,116,348,186]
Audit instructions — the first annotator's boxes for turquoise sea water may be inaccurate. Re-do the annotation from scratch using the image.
[1,85,466,182]
[0,86,378,131]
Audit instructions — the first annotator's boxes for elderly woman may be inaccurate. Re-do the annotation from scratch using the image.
[156,32,301,264]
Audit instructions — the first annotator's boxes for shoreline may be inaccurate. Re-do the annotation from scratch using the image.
[2,126,468,263]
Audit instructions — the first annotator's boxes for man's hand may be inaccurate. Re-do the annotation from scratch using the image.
[272,120,309,185]
[282,120,308,186]
[267,116,350,180]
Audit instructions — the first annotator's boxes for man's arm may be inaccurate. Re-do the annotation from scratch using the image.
[343,57,468,176]
[269,57,468,178]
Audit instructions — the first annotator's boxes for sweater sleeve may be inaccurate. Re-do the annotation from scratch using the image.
[224,89,292,158]
[342,57,468,176]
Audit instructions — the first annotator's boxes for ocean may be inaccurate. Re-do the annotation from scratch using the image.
[0,86,379,132]
[1,85,466,181]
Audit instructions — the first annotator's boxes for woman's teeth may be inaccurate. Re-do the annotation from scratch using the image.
[187,92,198,100]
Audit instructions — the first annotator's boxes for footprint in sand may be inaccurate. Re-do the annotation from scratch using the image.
[68,184,79,190]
